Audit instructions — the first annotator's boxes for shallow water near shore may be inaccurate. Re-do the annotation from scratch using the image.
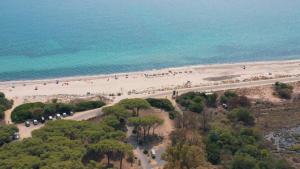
[1,0,300,81]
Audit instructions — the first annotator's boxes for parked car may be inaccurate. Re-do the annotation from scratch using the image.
[56,114,61,119]
[13,132,20,140]
[25,121,30,127]
[48,116,53,120]
[33,119,39,125]
[151,149,156,159]
[40,116,46,123]
[69,111,74,116]
[62,112,68,117]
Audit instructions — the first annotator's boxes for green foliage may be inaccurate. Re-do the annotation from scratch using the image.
[162,143,205,169]
[128,115,164,141]
[176,92,215,113]
[0,124,18,146]
[11,100,105,123]
[72,100,105,112]
[119,98,150,116]
[0,120,127,168]
[274,82,293,99]
[0,108,4,120]
[220,91,238,104]
[11,102,45,123]
[146,98,175,112]
[227,108,255,126]
[0,92,13,120]
[230,154,256,169]
[102,105,132,120]
[221,91,251,109]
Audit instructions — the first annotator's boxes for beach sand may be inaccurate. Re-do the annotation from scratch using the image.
[1,60,300,104]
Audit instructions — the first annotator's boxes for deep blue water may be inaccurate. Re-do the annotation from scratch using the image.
[1,0,300,81]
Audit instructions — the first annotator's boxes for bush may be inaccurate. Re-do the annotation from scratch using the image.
[168,111,178,120]
[73,100,105,112]
[221,91,250,109]
[274,82,293,99]
[0,124,19,146]
[11,100,105,123]
[230,154,256,169]
[146,98,175,112]
[227,108,255,126]
[0,92,13,112]
[205,93,218,108]
[220,91,238,104]
[176,92,212,113]
[0,107,4,120]
[11,102,45,123]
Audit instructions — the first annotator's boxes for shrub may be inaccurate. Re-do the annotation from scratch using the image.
[146,98,175,112]
[176,92,211,113]
[205,93,218,107]
[11,102,45,123]
[274,82,293,99]
[230,154,256,169]
[11,100,105,123]
[227,108,255,126]
[168,111,178,120]
[0,93,13,110]
[220,91,238,104]
[72,100,105,112]
[0,124,19,146]
[0,106,4,120]
[221,91,250,109]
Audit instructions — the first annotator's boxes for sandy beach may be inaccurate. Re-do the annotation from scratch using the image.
[1,60,300,104]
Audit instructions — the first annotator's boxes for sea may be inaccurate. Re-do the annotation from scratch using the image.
[1,0,300,81]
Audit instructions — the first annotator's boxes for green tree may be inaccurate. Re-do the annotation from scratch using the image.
[228,108,255,126]
[119,98,150,116]
[230,154,256,169]
[274,82,293,99]
[146,98,175,112]
[88,139,133,169]
[128,115,163,141]
[162,143,206,169]
[0,124,19,146]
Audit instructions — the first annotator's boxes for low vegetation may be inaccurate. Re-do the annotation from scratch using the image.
[0,124,18,146]
[176,92,217,113]
[146,98,177,119]
[274,82,294,99]
[0,92,13,120]
[163,90,292,169]
[11,100,105,123]
[221,91,251,109]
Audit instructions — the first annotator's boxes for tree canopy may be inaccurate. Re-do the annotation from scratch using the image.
[0,92,13,120]
[118,98,150,116]
[0,120,129,169]
[0,124,18,146]
[11,100,105,123]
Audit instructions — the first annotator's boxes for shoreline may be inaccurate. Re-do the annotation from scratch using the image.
[1,59,300,85]
[1,59,300,103]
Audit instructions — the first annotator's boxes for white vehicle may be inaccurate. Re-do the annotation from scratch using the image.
[48,116,53,120]
[62,112,67,117]
[56,114,61,119]
[13,132,20,140]
[151,149,156,159]
[33,119,39,125]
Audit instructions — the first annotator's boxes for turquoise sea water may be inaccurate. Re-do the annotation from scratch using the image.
[1,0,300,81]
